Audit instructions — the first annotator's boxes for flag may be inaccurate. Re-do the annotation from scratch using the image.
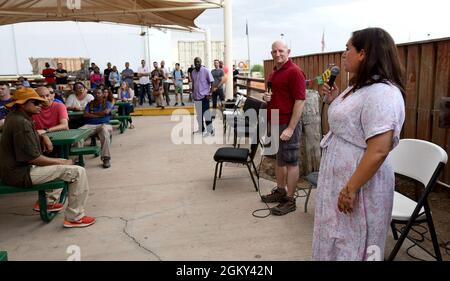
[245,19,248,36]
[321,30,325,52]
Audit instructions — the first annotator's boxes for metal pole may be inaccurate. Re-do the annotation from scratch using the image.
[224,0,233,100]
[11,24,20,75]
[147,26,151,64]
[246,19,250,77]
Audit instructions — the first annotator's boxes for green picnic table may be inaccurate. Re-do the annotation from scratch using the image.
[67,110,84,118]
[0,251,7,261]
[113,101,132,133]
[114,101,130,116]
[47,129,92,159]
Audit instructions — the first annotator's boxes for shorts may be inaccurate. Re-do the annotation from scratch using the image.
[175,85,183,94]
[268,122,302,166]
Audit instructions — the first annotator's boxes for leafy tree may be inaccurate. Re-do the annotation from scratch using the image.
[251,64,264,74]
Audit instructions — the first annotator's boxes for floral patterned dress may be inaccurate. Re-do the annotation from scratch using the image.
[312,83,405,261]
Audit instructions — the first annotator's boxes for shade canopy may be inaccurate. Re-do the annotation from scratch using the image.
[0,0,222,30]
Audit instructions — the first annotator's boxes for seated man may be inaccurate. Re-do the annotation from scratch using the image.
[0,83,12,131]
[0,88,95,228]
[32,86,70,208]
[80,89,113,168]
[33,86,69,135]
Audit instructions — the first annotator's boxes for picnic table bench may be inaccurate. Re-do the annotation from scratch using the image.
[0,251,7,261]
[112,102,132,134]
[0,179,68,222]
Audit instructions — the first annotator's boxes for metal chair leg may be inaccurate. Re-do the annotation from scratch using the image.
[388,203,437,260]
[424,201,443,261]
[213,162,219,190]
[391,221,398,240]
[304,185,313,213]
[219,162,223,178]
[246,163,258,191]
[251,160,259,178]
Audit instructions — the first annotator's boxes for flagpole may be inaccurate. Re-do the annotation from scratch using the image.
[246,18,250,77]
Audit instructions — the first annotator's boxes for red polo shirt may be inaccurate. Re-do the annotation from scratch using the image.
[268,59,306,125]
[42,68,56,84]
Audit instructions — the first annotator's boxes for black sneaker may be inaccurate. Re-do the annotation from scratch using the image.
[181,103,185,106]
[174,103,179,106]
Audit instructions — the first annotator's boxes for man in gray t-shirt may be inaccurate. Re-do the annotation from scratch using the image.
[121,62,135,88]
[210,59,225,117]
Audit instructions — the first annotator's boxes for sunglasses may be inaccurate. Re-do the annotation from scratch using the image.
[31,100,42,106]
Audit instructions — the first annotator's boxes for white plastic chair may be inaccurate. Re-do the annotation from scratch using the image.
[388,138,447,261]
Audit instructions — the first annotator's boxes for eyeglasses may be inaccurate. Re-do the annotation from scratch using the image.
[31,100,42,106]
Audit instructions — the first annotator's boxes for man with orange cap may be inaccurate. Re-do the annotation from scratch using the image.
[0,88,96,228]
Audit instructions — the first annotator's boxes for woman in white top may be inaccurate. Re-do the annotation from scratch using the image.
[66,82,94,111]
[116,81,135,129]
[66,82,95,128]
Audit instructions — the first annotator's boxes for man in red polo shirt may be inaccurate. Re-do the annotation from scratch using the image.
[33,86,69,134]
[261,40,306,216]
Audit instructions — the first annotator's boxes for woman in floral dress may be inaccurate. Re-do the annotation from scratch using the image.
[312,27,406,261]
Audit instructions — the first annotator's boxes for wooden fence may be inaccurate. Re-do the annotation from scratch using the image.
[263,37,450,182]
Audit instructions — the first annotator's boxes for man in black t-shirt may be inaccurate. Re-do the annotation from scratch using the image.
[55,63,68,85]
[103,62,113,90]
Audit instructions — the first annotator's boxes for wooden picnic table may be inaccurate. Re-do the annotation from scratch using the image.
[47,129,92,159]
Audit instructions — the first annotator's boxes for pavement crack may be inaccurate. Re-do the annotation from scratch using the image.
[97,215,162,261]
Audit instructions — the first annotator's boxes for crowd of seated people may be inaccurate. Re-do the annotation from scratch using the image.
[0,62,151,229]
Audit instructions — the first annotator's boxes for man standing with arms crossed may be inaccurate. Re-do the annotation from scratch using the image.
[260,40,306,215]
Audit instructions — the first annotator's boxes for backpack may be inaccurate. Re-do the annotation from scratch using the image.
[173,69,184,80]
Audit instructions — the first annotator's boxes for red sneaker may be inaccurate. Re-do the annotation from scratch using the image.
[63,216,96,228]
[32,202,64,212]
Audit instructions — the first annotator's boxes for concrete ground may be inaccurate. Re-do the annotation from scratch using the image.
[0,116,435,261]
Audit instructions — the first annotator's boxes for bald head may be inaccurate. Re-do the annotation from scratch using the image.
[271,40,290,69]
[194,57,202,70]
[36,86,53,106]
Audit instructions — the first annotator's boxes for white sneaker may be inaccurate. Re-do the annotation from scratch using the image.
[203,130,215,137]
